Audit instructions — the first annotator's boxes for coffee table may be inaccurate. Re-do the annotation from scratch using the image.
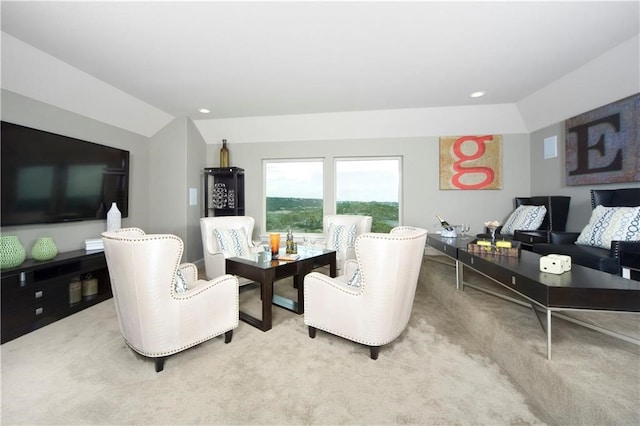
[427,234,640,359]
[226,248,336,332]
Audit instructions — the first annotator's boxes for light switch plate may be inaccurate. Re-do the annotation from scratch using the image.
[189,188,198,206]
[543,136,558,159]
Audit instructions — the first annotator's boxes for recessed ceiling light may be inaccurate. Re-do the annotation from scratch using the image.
[199,108,210,114]
[470,91,486,98]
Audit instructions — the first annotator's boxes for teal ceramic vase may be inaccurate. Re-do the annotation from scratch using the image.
[31,237,58,261]
[1,235,27,269]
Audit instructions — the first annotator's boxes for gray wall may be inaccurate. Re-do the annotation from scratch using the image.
[147,117,207,261]
[530,123,639,231]
[207,134,532,238]
[0,90,150,254]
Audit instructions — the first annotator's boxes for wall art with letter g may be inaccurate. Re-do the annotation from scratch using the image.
[439,135,502,190]
[566,93,639,186]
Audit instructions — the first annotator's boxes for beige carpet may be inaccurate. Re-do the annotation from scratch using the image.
[425,256,640,425]
[0,258,554,425]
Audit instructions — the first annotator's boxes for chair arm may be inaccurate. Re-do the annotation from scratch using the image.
[343,258,358,279]
[548,231,580,245]
[613,241,640,271]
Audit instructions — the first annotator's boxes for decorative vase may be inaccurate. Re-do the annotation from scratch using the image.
[31,237,58,261]
[1,235,27,269]
[220,139,230,167]
[107,202,121,231]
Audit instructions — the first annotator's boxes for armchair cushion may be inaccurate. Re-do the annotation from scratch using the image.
[575,206,640,249]
[327,223,358,253]
[501,205,547,235]
[213,227,250,257]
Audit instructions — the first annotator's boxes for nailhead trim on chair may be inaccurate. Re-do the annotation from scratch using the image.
[307,227,427,347]
[103,228,240,357]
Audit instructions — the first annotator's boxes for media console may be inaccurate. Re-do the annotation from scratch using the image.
[1,250,112,344]
[427,234,640,359]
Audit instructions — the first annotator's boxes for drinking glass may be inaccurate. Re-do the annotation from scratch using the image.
[270,233,280,256]
[302,235,309,255]
[460,223,470,239]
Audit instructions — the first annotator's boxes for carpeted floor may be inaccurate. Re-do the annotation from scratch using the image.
[1,257,556,425]
[3,256,639,425]
[424,256,640,425]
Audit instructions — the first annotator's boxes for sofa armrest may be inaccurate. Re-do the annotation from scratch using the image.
[614,240,640,271]
[548,231,580,245]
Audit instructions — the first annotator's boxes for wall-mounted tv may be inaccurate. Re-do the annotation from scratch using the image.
[1,121,129,227]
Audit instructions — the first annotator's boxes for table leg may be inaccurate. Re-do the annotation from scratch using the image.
[547,309,552,360]
[456,260,464,290]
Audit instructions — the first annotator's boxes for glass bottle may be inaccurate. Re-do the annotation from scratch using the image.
[436,213,454,231]
[220,139,230,167]
[286,230,294,254]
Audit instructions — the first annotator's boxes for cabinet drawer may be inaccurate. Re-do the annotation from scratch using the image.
[2,282,69,310]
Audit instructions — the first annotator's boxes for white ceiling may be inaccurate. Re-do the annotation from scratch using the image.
[2,1,639,123]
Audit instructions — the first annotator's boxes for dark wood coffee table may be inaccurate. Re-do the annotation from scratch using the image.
[427,234,640,359]
[226,249,336,332]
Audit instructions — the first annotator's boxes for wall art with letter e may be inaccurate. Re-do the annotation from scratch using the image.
[439,135,502,190]
[566,93,639,186]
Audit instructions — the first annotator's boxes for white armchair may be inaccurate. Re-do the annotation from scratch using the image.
[304,226,427,359]
[200,216,257,284]
[102,228,239,372]
[322,214,373,271]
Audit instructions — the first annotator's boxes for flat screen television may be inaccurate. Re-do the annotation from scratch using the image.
[1,121,129,226]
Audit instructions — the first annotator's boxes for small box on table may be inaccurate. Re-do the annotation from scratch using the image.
[466,239,521,257]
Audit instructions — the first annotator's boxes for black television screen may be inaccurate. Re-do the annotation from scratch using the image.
[1,121,129,226]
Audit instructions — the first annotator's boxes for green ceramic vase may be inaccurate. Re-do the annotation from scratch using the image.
[31,237,58,261]
[1,235,27,269]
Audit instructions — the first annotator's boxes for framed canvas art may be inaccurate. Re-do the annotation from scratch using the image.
[439,135,502,190]
[566,93,639,186]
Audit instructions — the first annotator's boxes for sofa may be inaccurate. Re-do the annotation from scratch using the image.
[533,188,640,279]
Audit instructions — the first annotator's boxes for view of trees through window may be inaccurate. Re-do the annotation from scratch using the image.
[265,158,401,233]
[336,158,400,232]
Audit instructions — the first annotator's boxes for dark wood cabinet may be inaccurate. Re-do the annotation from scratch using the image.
[1,250,112,344]
[204,167,245,217]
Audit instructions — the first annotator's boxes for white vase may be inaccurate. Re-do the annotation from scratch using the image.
[107,202,121,231]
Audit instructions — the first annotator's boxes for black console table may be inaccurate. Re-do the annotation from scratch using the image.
[1,250,112,344]
[427,234,640,359]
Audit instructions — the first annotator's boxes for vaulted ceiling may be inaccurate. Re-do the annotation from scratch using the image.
[2,1,639,136]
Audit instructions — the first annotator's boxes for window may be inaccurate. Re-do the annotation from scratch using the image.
[335,158,401,233]
[265,160,323,233]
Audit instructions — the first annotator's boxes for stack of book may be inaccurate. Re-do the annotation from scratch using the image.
[85,238,104,252]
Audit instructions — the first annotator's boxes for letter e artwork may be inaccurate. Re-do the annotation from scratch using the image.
[439,135,502,190]
[566,93,639,186]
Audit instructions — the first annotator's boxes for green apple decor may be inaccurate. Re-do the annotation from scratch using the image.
[0,235,27,269]
[31,237,59,261]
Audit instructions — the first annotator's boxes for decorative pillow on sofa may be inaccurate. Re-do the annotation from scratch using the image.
[328,223,358,252]
[213,227,250,257]
[174,269,188,293]
[575,205,640,250]
[500,205,547,235]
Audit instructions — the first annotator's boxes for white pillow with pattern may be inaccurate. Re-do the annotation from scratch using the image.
[327,223,358,252]
[213,227,250,257]
[500,205,547,235]
[174,270,188,293]
[576,205,640,249]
